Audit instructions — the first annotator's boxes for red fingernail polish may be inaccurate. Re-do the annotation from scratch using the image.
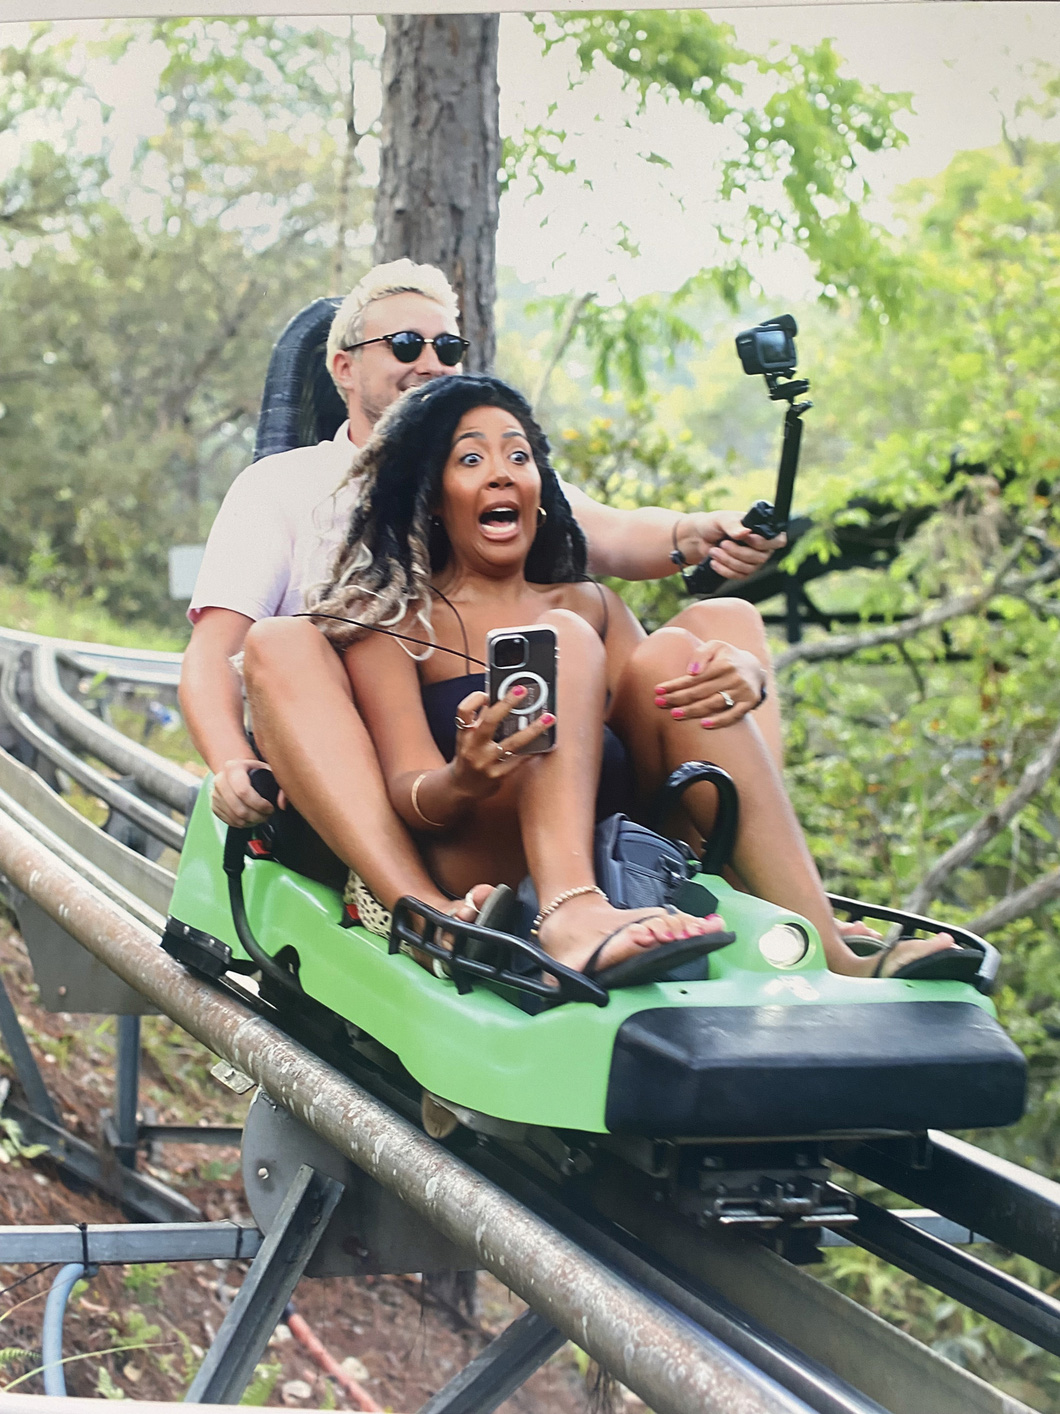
[671,707,685,720]
[512,685,526,697]
[688,662,701,675]
[654,695,666,705]
[701,718,714,728]
[541,712,555,725]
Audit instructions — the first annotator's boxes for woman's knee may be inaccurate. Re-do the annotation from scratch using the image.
[627,625,700,677]
[244,616,344,692]
[539,607,606,662]
[672,598,768,652]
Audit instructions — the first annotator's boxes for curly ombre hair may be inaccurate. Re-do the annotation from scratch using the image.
[308,376,588,652]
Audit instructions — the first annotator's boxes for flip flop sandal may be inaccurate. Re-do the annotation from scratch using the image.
[474,884,518,933]
[383,884,514,977]
[872,939,984,983]
[584,911,736,990]
[460,884,519,966]
[842,932,887,957]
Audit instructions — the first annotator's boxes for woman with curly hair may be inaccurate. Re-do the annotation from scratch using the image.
[309,374,958,982]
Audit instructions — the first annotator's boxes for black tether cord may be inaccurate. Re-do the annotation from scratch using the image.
[0,1263,55,1299]
[295,612,487,668]
[223,827,301,996]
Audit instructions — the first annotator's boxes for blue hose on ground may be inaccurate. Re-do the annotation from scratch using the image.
[41,1262,89,1396]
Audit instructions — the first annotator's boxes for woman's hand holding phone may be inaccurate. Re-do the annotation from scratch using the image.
[450,688,555,799]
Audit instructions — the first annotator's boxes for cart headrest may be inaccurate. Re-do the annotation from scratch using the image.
[253,297,348,462]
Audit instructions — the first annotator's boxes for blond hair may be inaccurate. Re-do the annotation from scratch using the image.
[326,259,460,387]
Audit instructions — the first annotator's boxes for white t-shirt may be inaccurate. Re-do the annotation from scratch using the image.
[188,423,362,624]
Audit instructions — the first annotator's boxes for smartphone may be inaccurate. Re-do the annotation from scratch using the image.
[485,625,557,754]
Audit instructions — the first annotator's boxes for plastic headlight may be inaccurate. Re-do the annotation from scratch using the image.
[759,923,809,969]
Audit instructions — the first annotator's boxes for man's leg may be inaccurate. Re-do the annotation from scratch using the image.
[243,618,453,914]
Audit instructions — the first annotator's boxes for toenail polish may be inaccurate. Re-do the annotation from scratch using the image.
[671,707,685,720]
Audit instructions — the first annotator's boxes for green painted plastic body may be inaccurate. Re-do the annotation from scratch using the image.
[168,781,998,1134]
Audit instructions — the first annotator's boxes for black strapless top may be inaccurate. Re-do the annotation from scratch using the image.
[421,673,633,821]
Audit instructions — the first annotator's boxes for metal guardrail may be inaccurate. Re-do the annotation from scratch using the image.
[0,626,183,690]
[1,653,186,853]
[0,727,173,921]
[30,644,198,815]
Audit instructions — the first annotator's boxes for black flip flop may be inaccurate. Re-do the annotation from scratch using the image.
[584,912,736,990]
[872,940,984,983]
[461,884,519,965]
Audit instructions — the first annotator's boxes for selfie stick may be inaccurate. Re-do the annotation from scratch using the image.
[682,368,811,598]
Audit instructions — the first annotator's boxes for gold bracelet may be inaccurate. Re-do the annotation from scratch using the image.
[531,884,606,938]
[410,771,445,829]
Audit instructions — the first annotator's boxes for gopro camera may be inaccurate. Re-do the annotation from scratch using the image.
[735,315,798,378]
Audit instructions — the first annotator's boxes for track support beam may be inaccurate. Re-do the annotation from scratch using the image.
[415,1308,566,1414]
[184,1164,344,1404]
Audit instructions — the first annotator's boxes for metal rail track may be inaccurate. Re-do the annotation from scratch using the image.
[0,626,1051,1412]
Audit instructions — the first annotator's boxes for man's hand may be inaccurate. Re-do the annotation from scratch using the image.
[676,511,785,581]
[653,639,767,727]
[211,758,284,827]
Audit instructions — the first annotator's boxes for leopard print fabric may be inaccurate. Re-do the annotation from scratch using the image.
[343,870,393,938]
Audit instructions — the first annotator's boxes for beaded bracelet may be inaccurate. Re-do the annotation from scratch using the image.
[531,884,606,938]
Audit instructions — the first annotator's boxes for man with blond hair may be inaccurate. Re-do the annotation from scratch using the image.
[180,258,782,923]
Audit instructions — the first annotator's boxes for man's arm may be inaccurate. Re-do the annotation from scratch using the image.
[562,483,783,583]
[179,607,276,826]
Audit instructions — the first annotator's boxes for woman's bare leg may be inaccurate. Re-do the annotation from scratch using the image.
[665,599,783,765]
[609,626,953,977]
[426,610,726,972]
[244,617,462,915]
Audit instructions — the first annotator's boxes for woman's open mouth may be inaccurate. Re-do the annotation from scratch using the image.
[478,504,522,542]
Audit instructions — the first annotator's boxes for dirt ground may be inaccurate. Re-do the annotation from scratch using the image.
[0,919,641,1411]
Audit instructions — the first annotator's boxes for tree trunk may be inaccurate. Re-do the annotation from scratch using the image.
[374,14,499,373]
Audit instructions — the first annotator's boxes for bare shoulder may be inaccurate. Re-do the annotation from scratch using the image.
[547,579,612,634]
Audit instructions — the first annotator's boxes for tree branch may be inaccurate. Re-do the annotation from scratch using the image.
[904,715,1060,915]
[775,548,1060,672]
[532,291,594,410]
[966,868,1060,937]
[330,18,365,296]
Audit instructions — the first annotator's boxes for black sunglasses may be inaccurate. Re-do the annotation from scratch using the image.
[343,330,469,367]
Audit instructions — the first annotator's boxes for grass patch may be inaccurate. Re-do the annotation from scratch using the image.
[0,576,188,652]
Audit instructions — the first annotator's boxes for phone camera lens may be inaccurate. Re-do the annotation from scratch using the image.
[493,636,528,669]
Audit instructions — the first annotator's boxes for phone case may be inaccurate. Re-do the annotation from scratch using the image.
[485,625,557,754]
